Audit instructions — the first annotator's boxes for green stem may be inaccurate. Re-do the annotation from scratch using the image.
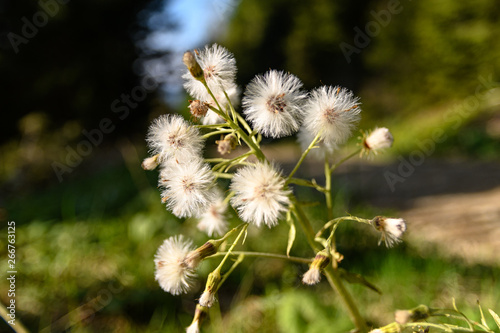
[290,200,320,253]
[219,254,245,287]
[202,129,233,139]
[324,266,368,333]
[315,216,371,240]
[209,251,313,264]
[330,148,361,174]
[324,155,333,221]
[286,131,323,183]
[215,224,248,271]
[287,177,327,192]
[292,198,367,332]
[204,84,267,162]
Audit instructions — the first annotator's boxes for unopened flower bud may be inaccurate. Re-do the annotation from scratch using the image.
[199,269,221,307]
[141,154,160,170]
[364,127,393,152]
[183,51,205,82]
[302,249,330,285]
[395,305,431,324]
[189,100,209,118]
[216,135,237,155]
[371,216,407,248]
[184,239,221,270]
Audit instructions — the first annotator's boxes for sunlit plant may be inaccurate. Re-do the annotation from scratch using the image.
[143,43,413,333]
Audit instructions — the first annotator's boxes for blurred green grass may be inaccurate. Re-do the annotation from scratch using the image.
[1,154,499,332]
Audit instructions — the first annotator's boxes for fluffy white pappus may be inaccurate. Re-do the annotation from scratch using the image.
[302,267,321,285]
[183,44,237,101]
[147,114,204,164]
[154,235,196,295]
[159,158,215,218]
[230,162,291,228]
[372,217,407,248]
[364,127,393,151]
[199,290,216,307]
[186,321,200,333]
[197,188,229,237]
[302,85,361,149]
[242,70,307,138]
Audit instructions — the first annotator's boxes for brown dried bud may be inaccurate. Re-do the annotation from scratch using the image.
[216,135,237,155]
[183,51,205,82]
[189,100,209,118]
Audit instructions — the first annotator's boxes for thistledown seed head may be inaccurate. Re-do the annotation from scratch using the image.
[364,127,393,152]
[197,188,229,237]
[159,157,215,218]
[147,114,204,164]
[183,44,237,102]
[300,85,361,152]
[242,70,307,138]
[230,162,291,228]
[154,235,196,295]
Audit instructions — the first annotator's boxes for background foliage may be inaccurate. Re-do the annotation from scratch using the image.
[1,0,499,331]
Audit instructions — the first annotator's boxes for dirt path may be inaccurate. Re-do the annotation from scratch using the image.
[329,158,500,266]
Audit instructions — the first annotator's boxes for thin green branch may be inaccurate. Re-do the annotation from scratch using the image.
[209,251,312,264]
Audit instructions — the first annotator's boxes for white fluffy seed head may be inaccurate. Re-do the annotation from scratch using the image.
[197,188,229,237]
[242,70,307,138]
[364,127,393,151]
[371,216,407,247]
[147,114,204,164]
[183,44,237,102]
[302,268,321,285]
[154,235,196,295]
[230,162,291,228]
[159,158,215,218]
[199,290,216,308]
[301,85,361,151]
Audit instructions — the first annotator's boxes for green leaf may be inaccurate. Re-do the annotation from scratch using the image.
[489,309,500,329]
[477,300,490,329]
[286,211,296,257]
[338,268,382,294]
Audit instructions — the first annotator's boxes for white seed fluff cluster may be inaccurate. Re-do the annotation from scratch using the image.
[182,44,239,125]
[199,290,216,308]
[364,127,393,151]
[242,70,307,138]
[154,235,196,295]
[302,267,321,285]
[372,217,407,247]
[159,158,215,218]
[197,188,228,237]
[230,162,291,228]
[147,114,204,163]
[299,85,361,154]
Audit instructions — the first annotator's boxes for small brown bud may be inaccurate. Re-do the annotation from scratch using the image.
[216,135,237,155]
[183,51,205,82]
[189,100,209,118]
